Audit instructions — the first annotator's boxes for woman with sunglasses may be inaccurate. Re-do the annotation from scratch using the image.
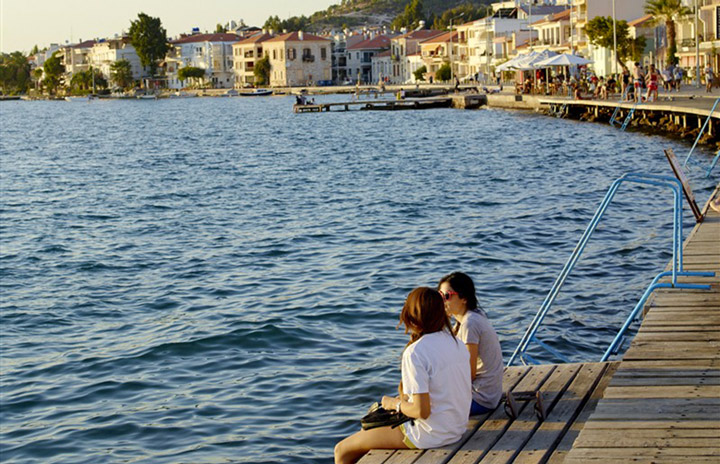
[334,287,471,464]
[438,272,503,416]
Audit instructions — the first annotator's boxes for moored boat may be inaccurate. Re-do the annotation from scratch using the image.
[239,89,273,96]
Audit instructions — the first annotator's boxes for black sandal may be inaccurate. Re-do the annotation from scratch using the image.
[361,402,415,430]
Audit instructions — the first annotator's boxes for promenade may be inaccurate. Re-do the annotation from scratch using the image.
[356,187,720,464]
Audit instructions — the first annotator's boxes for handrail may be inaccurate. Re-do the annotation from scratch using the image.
[707,150,720,178]
[507,173,715,366]
[609,86,631,126]
[684,97,720,168]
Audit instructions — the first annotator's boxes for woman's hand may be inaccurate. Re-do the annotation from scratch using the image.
[381,395,400,411]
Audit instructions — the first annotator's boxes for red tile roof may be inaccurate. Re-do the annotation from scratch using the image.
[171,33,242,44]
[234,32,274,45]
[347,35,391,50]
[72,39,96,49]
[265,31,330,43]
[420,31,458,44]
[628,14,653,27]
[376,50,392,57]
[531,9,571,26]
[395,29,444,41]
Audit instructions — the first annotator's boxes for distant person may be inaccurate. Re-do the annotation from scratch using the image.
[621,65,631,99]
[673,66,683,92]
[645,64,659,102]
[334,287,471,464]
[633,62,644,103]
[705,65,714,93]
[438,272,503,416]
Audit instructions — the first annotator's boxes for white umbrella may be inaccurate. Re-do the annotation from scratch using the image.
[496,52,535,71]
[534,53,593,68]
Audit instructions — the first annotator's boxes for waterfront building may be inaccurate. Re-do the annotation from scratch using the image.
[88,37,144,83]
[371,50,393,84]
[231,31,274,88]
[165,33,241,89]
[676,0,720,73]
[263,31,332,87]
[389,29,445,84]
[529,9,572,54]
[60,40,96,83]
[330,32,350,83]
[627,14,664,69]
[346,34,393,84]
[419,31,459,82]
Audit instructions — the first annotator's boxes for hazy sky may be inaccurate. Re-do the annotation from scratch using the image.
[0,0,336,53]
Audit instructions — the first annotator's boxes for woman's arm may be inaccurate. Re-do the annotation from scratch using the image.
[466,343,479,381]
[382,393,431,419]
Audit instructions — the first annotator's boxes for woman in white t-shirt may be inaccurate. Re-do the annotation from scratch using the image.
[438,272,503,415]
[334,287,471,464]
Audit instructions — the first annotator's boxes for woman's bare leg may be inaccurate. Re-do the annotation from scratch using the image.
[334,426,408,464]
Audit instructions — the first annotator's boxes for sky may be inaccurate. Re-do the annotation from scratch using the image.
[0,0,336,54]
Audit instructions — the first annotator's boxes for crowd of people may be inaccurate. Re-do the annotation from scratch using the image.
[515,62,717,102]
[334,272,504,464]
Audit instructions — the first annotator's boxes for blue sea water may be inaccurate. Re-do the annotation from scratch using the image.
[0,95,717,463]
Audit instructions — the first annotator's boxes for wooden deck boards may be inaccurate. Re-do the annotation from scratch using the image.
[564,186,720,463]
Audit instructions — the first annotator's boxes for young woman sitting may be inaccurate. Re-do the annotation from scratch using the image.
[334,287,471,464]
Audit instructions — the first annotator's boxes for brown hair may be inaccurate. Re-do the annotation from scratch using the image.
[399,287,454,347]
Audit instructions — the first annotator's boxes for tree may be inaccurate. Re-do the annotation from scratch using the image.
[392,0,426,30]
[585,16,645,67]
[178,66,206,88]
[432,4,487,30]
[254,55,271,86]
[645,0,690,66]
[110,59,134,90]
[129,12,170,76]
[0,51,32,94]
[70,68,107,93]
[436,62,451,81]
[413,65,427,81]
[42,51,64,94]
[215,23,226,33]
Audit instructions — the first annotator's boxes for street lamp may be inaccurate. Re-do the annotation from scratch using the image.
[449,13,465,80]
[695,0,700,88]
[612,0,618,76]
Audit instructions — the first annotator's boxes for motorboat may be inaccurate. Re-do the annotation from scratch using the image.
[65,96,92,102]
[239,89,273,96]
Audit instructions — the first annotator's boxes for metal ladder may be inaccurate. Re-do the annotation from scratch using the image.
[609,86,631,126]
[507,173,715,367]
[619,102,639,131]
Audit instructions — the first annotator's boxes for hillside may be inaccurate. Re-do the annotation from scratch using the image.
[264,0,495,32]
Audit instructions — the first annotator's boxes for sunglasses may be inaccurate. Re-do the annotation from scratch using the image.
[439,290,458,301]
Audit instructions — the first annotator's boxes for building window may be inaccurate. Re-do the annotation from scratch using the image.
[287,48,296,60]
[321,47,327,60]
[273,49,277,60]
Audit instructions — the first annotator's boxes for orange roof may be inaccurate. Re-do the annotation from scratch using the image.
[420,31,458,44]
[171,33,242,44]
[265,31,330,43]
[395,29,444,41]
[531,9,571,26]
[234,32,274,45]
[348,35,391,50]
[628,14,653,27]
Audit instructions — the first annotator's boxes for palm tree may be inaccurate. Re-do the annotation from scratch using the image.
[645,0,691,65]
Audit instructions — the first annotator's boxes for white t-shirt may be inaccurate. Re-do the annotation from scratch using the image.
[457,310,503,409]
[401,330,471,449]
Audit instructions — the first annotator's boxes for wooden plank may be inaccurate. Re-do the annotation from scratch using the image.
[633,332,720,342]
[581,420,720,430]
[636,324,720,332]
[358,450,394,464]
[617,359,720,369]
[565,447,720,458]
[384,450,424,464]
[602,385,720,398]
[510,363,611,464]
[622,346,720,360]
[589,398,720,420]
[543,362,619,464]
[390,366,531,464]
[611,368,720,377]
[478,363,583,464]
[445,364,556,464]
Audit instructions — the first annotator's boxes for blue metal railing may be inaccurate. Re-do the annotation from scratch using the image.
[683,97,720,175]
[707,150,720,177]
[619,102,639,131]
[507,173,715,367]
[609,86,631,127]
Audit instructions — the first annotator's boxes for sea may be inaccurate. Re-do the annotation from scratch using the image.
[1,95,717,463]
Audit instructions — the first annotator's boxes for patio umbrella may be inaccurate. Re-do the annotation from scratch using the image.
[533,53,593,68]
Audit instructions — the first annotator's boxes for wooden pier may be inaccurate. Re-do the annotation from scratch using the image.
[357,186,720,464]
[293,95,486,113]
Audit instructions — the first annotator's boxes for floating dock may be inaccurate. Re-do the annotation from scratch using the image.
[293,95,486,113]
[357,186,720,464]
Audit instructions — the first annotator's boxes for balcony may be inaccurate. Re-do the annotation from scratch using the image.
[302,55,315,62]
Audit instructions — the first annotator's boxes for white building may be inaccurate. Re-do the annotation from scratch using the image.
[88,37,144,83]
[166,33,241,89]
[231,31,274,88]
[389,29,445,84]
[60,40,96,82]
[346,35,392,84]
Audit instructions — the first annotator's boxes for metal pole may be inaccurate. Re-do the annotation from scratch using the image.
[612,0,618,77]
[696,0,701,88]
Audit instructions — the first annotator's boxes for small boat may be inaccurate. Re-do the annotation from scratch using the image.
[137,94,158,100]
[239,89,273,96]
[65,96,92,102]
[223,89,239,97]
